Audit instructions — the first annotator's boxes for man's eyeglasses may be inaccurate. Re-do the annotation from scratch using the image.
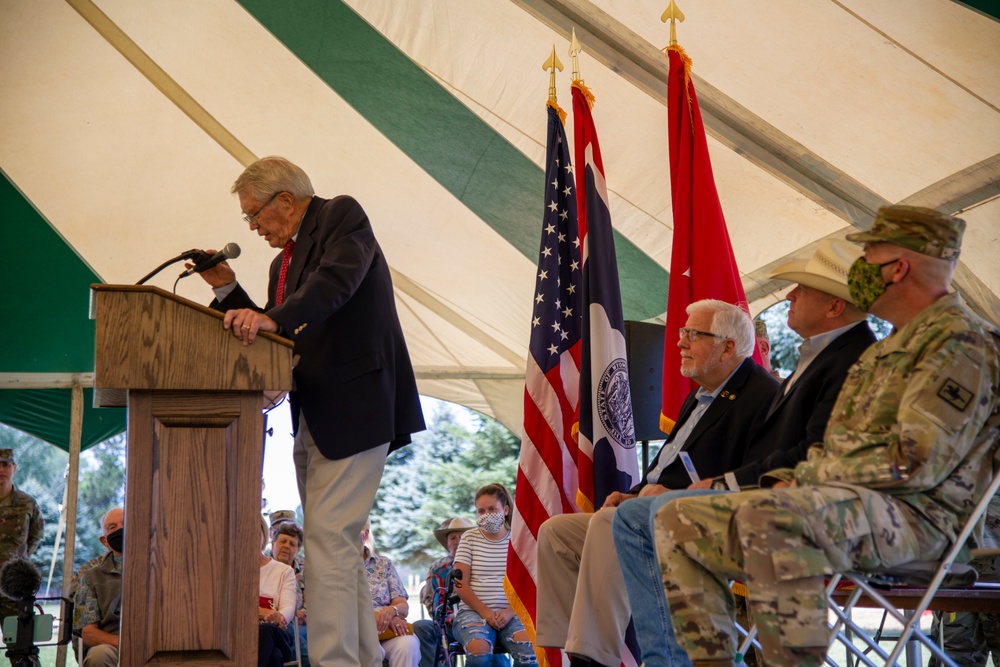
[242,191,283,226]
[678,328,721,342]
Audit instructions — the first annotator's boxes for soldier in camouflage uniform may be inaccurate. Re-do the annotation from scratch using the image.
[74,507,124,667]
[0,448,44,623]
[654,205,1000,667]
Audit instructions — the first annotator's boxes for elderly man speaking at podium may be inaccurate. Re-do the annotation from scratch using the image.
[193,156,425,667]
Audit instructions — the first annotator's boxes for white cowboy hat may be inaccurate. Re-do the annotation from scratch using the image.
[767,239,862,304]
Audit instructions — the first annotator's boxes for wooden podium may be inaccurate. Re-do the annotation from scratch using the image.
[90,285,293,667]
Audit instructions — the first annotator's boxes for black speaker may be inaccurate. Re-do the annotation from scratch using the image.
[625,321,666,442]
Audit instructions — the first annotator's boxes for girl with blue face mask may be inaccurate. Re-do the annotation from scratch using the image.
[451,483,538,667]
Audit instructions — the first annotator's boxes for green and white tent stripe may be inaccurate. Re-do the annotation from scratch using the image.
[2,0,999,448]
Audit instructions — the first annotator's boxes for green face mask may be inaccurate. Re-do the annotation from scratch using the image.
[847,257,899,312]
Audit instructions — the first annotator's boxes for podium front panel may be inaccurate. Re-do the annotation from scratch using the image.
[120,391,262,667]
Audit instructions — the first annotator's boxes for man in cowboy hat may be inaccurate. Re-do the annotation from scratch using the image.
[413,518,475,667]
[611,238,877,667]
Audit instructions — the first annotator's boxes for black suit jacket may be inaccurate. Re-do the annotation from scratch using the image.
[629,358,779,492]
[731,321,876,486]
[215,195,425,460]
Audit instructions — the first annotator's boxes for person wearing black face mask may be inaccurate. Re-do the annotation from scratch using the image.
[73,507,124,667]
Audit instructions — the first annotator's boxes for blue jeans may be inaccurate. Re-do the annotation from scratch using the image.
[612,490,723,667]
[413,618,450,667]
[453,608,533,667]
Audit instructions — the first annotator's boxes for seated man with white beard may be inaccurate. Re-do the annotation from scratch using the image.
[535,300,779,667]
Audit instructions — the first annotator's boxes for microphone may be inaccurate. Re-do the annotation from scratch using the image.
[0,558,41,602]
[181,242,241,277]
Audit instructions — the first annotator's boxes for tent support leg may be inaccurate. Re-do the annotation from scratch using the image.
[55,382,83,667]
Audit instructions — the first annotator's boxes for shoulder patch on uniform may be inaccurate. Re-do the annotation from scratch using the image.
[938,378,973,412]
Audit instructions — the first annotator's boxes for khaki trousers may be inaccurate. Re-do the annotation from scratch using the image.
[535,507,631,667]
[294,412,389,667]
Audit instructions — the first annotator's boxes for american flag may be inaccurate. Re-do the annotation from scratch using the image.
[505,102,583,667]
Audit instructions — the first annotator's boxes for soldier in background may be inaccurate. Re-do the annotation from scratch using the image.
[928,494,1000,667]
[0,448,43,623]
[753,319,781,381]
[655,206,1000,666]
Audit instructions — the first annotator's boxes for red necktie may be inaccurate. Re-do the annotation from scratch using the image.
[276,239,295,305]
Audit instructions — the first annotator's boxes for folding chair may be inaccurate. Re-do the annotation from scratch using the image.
[738,404,1000,667]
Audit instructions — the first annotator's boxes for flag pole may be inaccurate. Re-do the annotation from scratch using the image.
[661,0,686,47]
[569,28,582,82]
[543,45,563,106]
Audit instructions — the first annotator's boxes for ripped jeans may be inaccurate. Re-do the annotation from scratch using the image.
[453,608,537,667]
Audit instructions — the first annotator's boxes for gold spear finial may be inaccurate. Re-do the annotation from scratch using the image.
[661,0,685,46]
[543,45,564,104]
[569,27,582,81]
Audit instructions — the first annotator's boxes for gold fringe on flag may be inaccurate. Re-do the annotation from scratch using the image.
[571,80,595,109]
[504,575,554,667]
[663,44,696,123]
[546,99,567,125]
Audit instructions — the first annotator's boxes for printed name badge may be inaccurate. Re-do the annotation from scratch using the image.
[678,452,700,484]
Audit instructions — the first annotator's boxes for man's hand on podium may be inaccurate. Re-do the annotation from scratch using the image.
[225,308,278,346]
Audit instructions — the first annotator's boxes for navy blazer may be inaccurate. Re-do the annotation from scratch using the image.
[630,358,779,492]
[215,195,425,460]
[731,321,876,486]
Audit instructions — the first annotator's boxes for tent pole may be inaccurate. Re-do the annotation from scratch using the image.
[44,470,69,595]
[55,382,84,667]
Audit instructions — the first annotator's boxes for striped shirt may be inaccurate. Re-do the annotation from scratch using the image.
[454,529,510,611]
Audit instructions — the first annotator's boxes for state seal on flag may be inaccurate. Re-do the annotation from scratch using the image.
[597,358,636,449]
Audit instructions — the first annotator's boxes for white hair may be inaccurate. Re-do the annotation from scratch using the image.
[686,299,755,358]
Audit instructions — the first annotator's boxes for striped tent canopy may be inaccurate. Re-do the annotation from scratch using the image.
[2,0,998,448]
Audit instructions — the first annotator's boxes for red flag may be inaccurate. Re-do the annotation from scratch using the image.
[661,45,760,432]
[505,102,582,667]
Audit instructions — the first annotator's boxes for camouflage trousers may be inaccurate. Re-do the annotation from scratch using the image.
[928,611,1000,667]
[927,550,1000,667]
[655,486,948,667]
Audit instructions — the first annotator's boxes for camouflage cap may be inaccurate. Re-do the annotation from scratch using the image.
[0,449,12,463]
[845,205,964,260]
[269,509,296,527]
[753,319,770,342]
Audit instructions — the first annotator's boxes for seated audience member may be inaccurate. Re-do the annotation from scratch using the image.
[536,300,778,667]
[656,206,1000,666]
[363,520,420,667]
[74,508,124,667]
[259,517,297,667]
[270,515,309,667]
[413,517,475,667]
[612,239,875,667]
[753,319,781,380]
[452,483,535,667]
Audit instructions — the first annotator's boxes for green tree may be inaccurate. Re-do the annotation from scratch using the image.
[0,425,127,592]
[759,301,892,377]
[0,426,68,587]
[73,434,126,569]
[370,406,518,570]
